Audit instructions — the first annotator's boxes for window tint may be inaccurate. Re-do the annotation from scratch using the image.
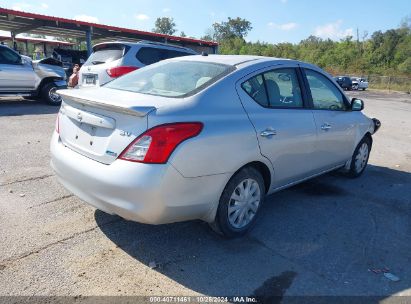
[136,47,191,65]
[263,69,303,108]
[0,47,21,64]
[163,49,191,59]
[106,60,233,97]
[241,74,269,107]
[136,47,162,65]
[241,68,303,108]
[305,69,346,111]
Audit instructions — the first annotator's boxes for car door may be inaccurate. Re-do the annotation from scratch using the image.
[303,68,358,171]
[0,46,35,92]
[236,65,318,188]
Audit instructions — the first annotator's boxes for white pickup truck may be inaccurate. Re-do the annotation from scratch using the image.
[0,45,67,105]
[351,77,369,91]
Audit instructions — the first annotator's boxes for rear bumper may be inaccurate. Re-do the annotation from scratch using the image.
[50,132,227,224]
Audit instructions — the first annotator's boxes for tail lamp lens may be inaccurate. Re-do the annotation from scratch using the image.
[119,122,203,164]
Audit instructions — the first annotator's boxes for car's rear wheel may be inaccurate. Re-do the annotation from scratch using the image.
[41,83,62,106]
[347,137,371,178]
[210,167,265,238]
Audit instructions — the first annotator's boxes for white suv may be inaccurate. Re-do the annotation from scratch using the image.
[78,41,197,88]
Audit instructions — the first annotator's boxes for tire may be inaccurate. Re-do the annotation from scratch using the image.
[41,83,62,106]
[210,167,265,238]
[347,137,372,178]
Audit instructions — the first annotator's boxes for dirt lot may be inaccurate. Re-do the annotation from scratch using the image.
[0,90,410,301]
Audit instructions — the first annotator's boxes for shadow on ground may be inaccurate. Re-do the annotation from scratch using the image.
[0,98,59,116]
[95,165,411,299]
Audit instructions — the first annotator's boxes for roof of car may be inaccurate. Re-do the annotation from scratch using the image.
[92,40,197,53]
[170,54,292,66]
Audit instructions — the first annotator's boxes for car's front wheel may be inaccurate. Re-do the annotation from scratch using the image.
[41,83,62,106]
[210,167,265,238]
[347,137,371,177]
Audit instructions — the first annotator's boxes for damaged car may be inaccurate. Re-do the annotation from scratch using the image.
[0,45,67,105]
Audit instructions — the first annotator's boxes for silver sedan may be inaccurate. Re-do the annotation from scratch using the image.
[50,55,380,238]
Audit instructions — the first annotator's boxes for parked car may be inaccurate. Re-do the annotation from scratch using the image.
[51,55,380,238]
[78,41,197,88]
[0,45,67,105]
[334,76,353,90]
[351,77,369,90]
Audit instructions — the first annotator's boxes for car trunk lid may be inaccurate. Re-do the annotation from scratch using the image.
[58,88,158,164]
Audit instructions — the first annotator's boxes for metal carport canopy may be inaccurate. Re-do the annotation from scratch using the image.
[0,7,218,55]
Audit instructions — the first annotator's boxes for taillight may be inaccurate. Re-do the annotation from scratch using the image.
[55,113,60,134]
[119,122,203,164]
[106,66,138,78]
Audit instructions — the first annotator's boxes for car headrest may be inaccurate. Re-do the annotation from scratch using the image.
[196,77,212,88]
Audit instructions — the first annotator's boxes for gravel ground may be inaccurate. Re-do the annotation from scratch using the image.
[0,90,410,301]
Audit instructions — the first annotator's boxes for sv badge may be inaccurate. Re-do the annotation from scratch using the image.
[120,130,132,137]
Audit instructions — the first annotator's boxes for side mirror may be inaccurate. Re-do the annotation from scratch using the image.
[351,98,364,111]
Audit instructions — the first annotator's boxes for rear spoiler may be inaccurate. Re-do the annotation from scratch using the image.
[58,90,156,117]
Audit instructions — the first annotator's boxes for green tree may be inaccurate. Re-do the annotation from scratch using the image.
[210,15,411,78]
[212,17,252,41]
[153,17,176,35]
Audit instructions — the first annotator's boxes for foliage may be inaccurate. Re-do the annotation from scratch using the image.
[214,18,411,77]
[153,17,177,35]
[212,17,252,41]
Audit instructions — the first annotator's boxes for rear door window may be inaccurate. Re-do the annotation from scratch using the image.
[84,44,128,66]
[136,47,191,65]
[241,75,269,107]
[136,47,162,65]
[241,68,303,108]
[162,49,191,60]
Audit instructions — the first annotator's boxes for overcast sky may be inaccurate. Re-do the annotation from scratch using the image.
[1,0,410,43]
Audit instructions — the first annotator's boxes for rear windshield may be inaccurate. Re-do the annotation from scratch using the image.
[105,60,234,97]
[84,44,127,66]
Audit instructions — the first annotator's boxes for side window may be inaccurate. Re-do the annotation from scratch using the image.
[241,68,303,108]
[0,47,21,64]
[163,50,191,59]
[262,68,303,108]
[136,47,162,65]
[305,69,346,111]
[241,74,269,107]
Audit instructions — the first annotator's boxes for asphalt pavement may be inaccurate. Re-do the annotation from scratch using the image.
[0,90,410,301]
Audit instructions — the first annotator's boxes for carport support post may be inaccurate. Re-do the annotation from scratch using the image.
[85,27,93,57]
[11,31,17,51]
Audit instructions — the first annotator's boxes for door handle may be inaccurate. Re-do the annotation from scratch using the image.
[321,123,331,131]
[260,129,277,137]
